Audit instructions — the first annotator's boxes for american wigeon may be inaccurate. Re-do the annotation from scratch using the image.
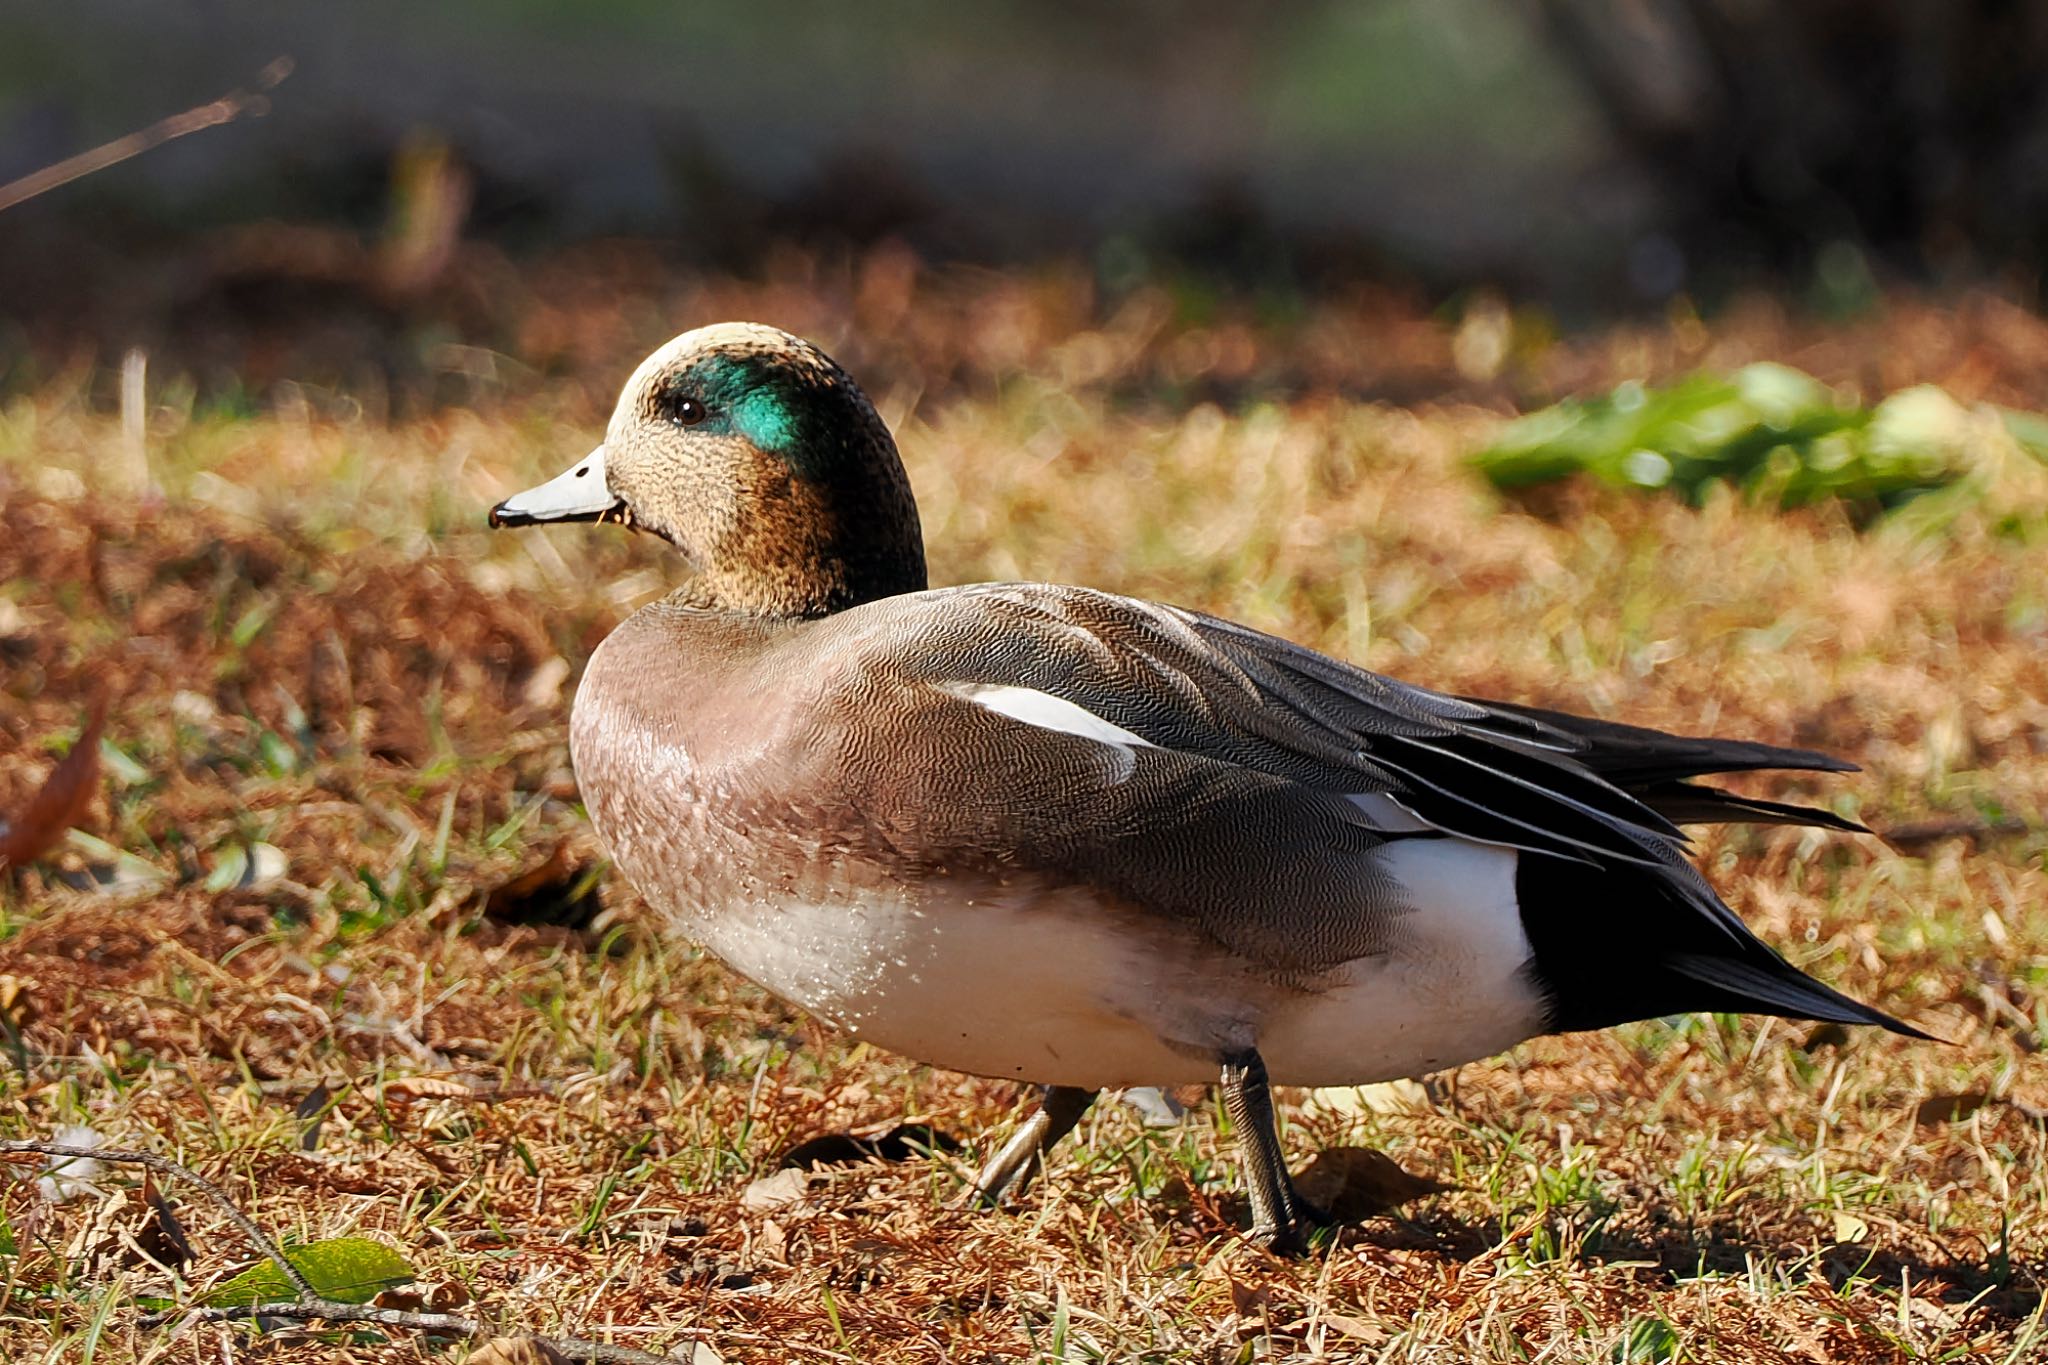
[490,322,1924,1253]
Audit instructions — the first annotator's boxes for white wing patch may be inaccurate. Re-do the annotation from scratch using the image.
[939,683,1155,775]
[1347,791,1437,833]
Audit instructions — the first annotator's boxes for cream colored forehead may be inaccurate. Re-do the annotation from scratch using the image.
[615,322,807,407]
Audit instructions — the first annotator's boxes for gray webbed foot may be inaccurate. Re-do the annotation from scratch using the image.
[967,1084,1097,1207]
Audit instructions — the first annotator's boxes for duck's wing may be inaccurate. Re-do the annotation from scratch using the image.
[905,583,1704,874]
[1455,699,1867,832]
[873,583,1923,1036]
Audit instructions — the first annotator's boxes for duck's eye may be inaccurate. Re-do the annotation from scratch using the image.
[672,397,708,427]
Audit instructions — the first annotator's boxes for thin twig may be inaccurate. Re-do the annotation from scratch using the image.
[137,1298,482,1337]
[142,1301,691,1365]
[0,57,293,214]
[0,1139,316,1300]
[147,1302,861,1363]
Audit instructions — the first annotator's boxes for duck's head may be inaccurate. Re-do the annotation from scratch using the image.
[490,322,926,617]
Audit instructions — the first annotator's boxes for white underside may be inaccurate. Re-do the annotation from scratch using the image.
[674,836,1549,1090]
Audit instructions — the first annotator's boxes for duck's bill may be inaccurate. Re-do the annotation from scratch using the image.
[488,445,628,528]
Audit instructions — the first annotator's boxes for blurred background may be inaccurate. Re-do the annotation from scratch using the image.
[6,0,2048,414]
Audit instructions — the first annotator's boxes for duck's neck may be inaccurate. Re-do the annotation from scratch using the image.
[686,453,928,618]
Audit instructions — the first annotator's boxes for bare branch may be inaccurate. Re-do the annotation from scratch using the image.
[0,1138,316,1301]
[140,1300,695,1364]
[0,57,293,214]
[138,1301,864,1363]
[137,1298,484,1338]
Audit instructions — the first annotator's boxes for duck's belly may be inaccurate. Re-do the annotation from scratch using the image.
[634,840,1550,1092]
[665,877,1226,1086]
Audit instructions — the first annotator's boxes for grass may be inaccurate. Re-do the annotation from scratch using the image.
[1,258,2045,1362]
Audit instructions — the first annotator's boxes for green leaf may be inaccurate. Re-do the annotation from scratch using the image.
[204,845,249,893]
[200,1237,416,1307]
[96,738,151,787]
[229,601,274,650]
[1469,363,2044,514]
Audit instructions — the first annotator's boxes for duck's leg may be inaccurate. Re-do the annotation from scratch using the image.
[968,1084,1097,1206]
[1220,1048,1324,1254]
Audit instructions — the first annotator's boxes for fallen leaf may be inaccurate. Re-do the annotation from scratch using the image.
[0,975,33,1026]
[741,1167,820,1212]
[38,1124,105,1204]
[755,1217,787,1264]
[1831,1210,1870,1243]
[1322,1312,1388,1345]
[200,1235,416,1307]
[63,1187,130,1277]
[466,1339,571,1365]
[63,1183,196,1281]
[374,1277,470,1312]
[1309,1078,1433,1118]
[1118,1086,1185,1127]
[295,1083,335,1151]
[140,1174,195,1267]
[1915,1092,1991,1127]
[483,839,603,930]
[1907,1297,1965,1331]
[0,697,106,868]
[779,1123,962,1169]
[1291,1147,1450,1221]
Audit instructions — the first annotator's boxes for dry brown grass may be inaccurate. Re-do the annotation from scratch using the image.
[1,258,2045,1362]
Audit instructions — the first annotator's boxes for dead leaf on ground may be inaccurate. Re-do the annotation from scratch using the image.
[1226,1273,1269,1318]
[0,975,32,1026]
[373,1277,471,1312]
[0,695,106,868]
[1308,1077,1433,1118]
[1291,1147,1451,1221]
[482,838,603,930]
[294,1082,337,1151]
[1322,1312,1389,1345]
[140,1174,195,1267]
[741,1166,824,1212]
[779,1122,963,1170]
[1915,1091,1992,1126]
[754,1216,787,1264]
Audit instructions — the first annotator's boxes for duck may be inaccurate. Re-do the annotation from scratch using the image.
[489,322,1926,1254]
